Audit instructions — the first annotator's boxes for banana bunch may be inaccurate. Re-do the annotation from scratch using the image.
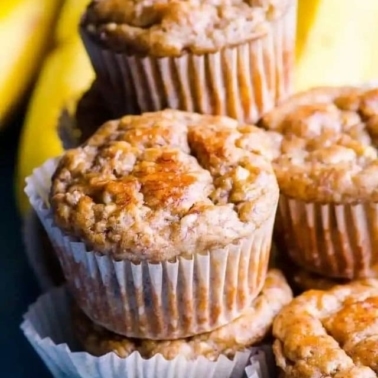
[296,0,378,90]
[16,0,94,214]
[0,0,61,126]
[14,0,378,214]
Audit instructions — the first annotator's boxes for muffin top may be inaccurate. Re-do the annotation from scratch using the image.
[260,86,378,203]
[50,109,278,261]
[81,0,292,57]
[273,279,378,377]
[74,269,292,360]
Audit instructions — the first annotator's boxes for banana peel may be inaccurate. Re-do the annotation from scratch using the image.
[55,0,89,44]
[16,0,93,214]
[0,0,62,127]
[16,38,94,214]
[295,0,378,90]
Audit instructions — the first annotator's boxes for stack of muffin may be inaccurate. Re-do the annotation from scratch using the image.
[23,0,298,377]
[22,1,378,377]
[259,86,378,292]
[26,109,293,376]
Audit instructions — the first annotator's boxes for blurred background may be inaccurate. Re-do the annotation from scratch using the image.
[1,0,378,376]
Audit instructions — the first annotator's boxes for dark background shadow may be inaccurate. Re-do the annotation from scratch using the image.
[0,112,51,377]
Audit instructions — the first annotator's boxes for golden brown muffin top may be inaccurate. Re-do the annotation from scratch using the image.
[273,279,378,377]
[260,86,378,203]
[81,0,292,57]
[73,269,292,360]
[50,109,278,261]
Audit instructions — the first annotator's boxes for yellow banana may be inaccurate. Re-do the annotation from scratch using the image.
[296,0,378,90]
[55,0,89,44]
[16,0,94,214]
[0,0,62,126]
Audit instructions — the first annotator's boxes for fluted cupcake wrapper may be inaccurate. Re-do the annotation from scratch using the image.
[80,0,296,124]
[25,158,275,340]
[276,195,378,279]
[20,286,263,378]
[245,345,276,378]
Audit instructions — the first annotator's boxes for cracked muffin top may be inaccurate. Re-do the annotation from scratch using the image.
[81,0,293,56]
[50,109,278,261]
[74,269,292,360]
[273,279,378,377]
[260,86,378,203]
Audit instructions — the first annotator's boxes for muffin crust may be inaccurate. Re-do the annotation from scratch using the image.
[273,280,378,377]
[50,109,278,261]
[82,0,292,56]
[260,86,378,203]
[73,269,292,360]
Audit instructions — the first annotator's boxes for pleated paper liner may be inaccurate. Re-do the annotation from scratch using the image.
[275,195,378,280]
[21,286,274,378]
[80,0,297,124]
[25,157,275,340]
[245,345,277,378]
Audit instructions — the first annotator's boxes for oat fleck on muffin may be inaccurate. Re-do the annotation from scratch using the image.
[74,269,292,360]
[273,279,378,377]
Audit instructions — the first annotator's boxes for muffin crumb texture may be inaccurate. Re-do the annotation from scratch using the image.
[261,87,378,203]
[273,280,378,377]
[73,269,292,360]
[82,0,292,56]
[50,109,278,261]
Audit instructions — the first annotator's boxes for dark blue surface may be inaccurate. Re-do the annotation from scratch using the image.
[0,118,51,377]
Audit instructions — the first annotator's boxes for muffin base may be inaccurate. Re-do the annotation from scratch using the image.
[276,195,378,279]
[80,0,297,123]
[72,270,292,361]
[21,286,253,378]
[25,158,276,340]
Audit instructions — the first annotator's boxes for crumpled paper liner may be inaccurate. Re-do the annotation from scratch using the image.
[245,345,276,378]
[275,195,378,279]
[80,0,297,124]
[25,157,275,340]
[21,286,273,378]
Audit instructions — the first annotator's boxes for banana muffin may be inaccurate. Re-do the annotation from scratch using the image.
[74,270,292,360]
[273,279,378,377]
[260,86,378,279]
[80,0,297,122]
[28,109,279,340]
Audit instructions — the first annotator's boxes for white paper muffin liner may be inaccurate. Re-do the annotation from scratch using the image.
[245,345,276,378]
[21,286,274,378]
[276,195,378,279]
[80,0,297,124]
[25,158,275,340]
